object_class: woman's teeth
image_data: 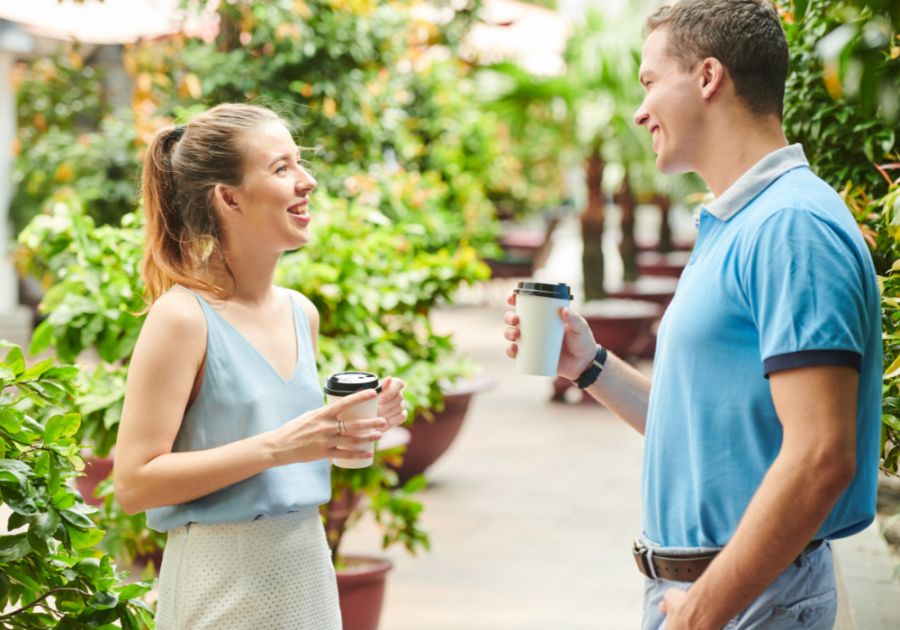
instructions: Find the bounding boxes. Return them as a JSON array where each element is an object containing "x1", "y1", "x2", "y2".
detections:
[{"x1": 652, "y1": 128, "x2": 660, "y2": 140}]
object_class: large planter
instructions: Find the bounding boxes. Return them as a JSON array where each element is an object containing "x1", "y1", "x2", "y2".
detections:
[
  {"x1": 391, "y1": 375, "x2": 494, "y2": 485},
  {"x1": 336, "y1": 556, "x2": 393, "y2": 630},
  {"x1": 636, "y1": 237, "x2": 695, "y2": 252},
  {"x1": 605, "y1": 277, "x2": 679, "y2": 308},
  {"x1": 637, "y1": 251, "x2": 692, "y2": 279},
  {"x1": 75, "y1": 454, "x2": 114, "y2": 507},
  {"x1": 554, "y1": 299, "x2": 661, "y2": 404}
]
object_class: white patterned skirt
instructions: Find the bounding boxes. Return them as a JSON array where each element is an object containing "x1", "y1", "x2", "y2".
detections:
[{"x1": 155, "y1": 507, "x2": 341, "y2": 630}]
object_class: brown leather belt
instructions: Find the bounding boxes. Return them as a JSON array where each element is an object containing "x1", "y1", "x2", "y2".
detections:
[{"x1": 633, "y1": 539, "x2": 824, "y2": 583}]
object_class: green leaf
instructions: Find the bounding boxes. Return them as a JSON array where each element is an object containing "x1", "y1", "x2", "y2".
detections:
[
  {"x1": 87, "y1": 590, "x2": 118, "y2": 609},
  {"x1": 7, "y1": 511, "x2": 28, "y2": 532},
  {"x1": 21, "y1": 358, "x2": 55, "y2": 381},
  {"x1": 69, "y1": 527, "x2": 104, "y2": 549},
  {"x1": 48, "y1": 462, "x2": 61, "y2": 495},
  {"x1": 0, "y1": 366, "x2": 15, "y2": 382},
  {"x1": 59, "y1": 508, "x2": 96, "y2": 530},
  {"x1": 44, "y1": 415, "x2": 66, "y2": 444},
  {"x1": 5, "y1": 346, "x2": 24, "y2": 366},
  {"x1": 31, "y1": 508, "x2": 61, "y2": 539},
  {"x1": 51, "y1": 487, "x2": 77, "y2": 510},
  {"x1": 883, "y1": 414, "x2": 900, "y2": 432},
  {"x1": 0, "y1": 570, "x2": 9, "y2": 601},
  {"x1": 20, "y1": 415, "x2": 44, "y2": 437},
  {"x1": 42, "y1": 366, "x2": 80, "y2": 380},
  {"x1": 0, "y1": 534, "x2": 31, "y2": 562},
  {"x1": 74, "y1": 557, "x2": 105, "y2": 579},
  {"x1": 28, "y1": 320, "x2": 54, "y2": 357},
  {"x1": 115, "y1": 583, "x2": 151, "y2": 601},
  {"x1": 61, "y1": 413, "x2": 81, "y2": 438},
  {"x1": 4, "y1": 492, "x2": 38, "y2": 516},
  {"x1": 34, "y1": 451, "x2": 50, "y2": 476}
]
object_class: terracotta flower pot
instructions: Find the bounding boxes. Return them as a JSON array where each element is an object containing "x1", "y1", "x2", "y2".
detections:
[
  {"x1": 636, "y1": 237, "x2": 695, "y2": 252},
  {"x1": 75, "y1": 454, "x2": 114, "y2": 507},
  {"x1": 605, "y1": 277, "x2": 679, "y2": 308},
  {"x1": 554, "y1": 300, "x2": 661, "y2": 404},
  {"x1": 336, "y1": 556, "x2": 393, "y2": 630},
  {"x1": 391, "y1": 375, "x2": 494, "y2": 485},
  {"x1": 637, "y1": 251, "x2": 692, "y2": 278}
]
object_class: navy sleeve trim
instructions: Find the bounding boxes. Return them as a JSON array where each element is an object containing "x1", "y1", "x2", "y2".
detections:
[{"x1": 763, "y1": 350, "x2": 862, "y2": 378}]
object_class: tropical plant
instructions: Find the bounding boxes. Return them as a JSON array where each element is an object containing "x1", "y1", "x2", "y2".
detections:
[
  {"x1": 788, "y1": 0, "x2": 899, "y2": 124},
  {"x1": 782, "y1": 0, "x2": 899, "y2": 205},
  {"x1": 479, "y1": 9, "x2": 700, "y2": 297},
  {"x1": 0, "y1": 341, "x2": 154, "y2": 629},
  {"x1": 780, "y1": 0, "x2": 900, "y2": 480}
]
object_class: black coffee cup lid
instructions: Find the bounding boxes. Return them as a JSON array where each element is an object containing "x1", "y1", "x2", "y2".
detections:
[
  {"x1": 513, "y1": 282, "x2": 574, "y2": 300},
  {"x1": 324, "y1": 372, "x2": 382, "y2": 396}
]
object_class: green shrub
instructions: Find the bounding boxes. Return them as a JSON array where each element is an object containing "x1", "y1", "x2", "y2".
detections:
[{"x1": 0, "y1": 342, "x2": 154, "y2": 629}]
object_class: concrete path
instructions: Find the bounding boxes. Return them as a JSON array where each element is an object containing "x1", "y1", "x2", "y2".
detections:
[{"x1": 342, "y1": 305, "x2": 648, "y2": 629}]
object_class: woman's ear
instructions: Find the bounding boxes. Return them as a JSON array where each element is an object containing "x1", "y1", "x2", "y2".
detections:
[{"x1": 213, "y1": 183, "x2": 242, "y2": 219}]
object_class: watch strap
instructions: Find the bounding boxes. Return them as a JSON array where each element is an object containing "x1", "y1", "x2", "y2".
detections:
[{"x1": 572, "y1": 345, "x2": 608, "y2": 390}]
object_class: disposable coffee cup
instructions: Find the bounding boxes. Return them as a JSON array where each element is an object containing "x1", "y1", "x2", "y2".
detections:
[
  {"x1": 513, "y1": 282, "x2": 574, "y2": 377},
  {"x1": 325, "y1": 372, "x2": 382, "y2": 469}
]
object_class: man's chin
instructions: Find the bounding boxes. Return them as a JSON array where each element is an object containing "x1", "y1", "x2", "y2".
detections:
[{"x1": 655, "y1": 154, "x2": 692, "y2": 176}]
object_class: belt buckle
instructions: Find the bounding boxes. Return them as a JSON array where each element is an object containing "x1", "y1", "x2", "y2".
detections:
[{"x1": 633, "y1": 541, "x2": 654, "y2": 578}]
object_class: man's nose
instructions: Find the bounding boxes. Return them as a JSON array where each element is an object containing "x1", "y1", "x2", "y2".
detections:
[{"x1": 634, "y1": 105, "x2": 649, "y2": 127}]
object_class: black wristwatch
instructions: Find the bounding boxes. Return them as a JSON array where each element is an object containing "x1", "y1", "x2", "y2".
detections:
[{"x1": 571, "y1": 345, "x2": 608, "y2": 389}]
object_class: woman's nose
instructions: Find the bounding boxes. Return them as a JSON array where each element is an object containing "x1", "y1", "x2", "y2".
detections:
[{"x1": 298, "y1": 168, "x2": 317, "y2": 192}]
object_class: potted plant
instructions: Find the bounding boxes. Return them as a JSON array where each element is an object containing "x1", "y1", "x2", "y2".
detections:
[
  {"x1": 323, "y1": 452, "x2": 429, "y2": 630},
  {"x1": 0, "y1": 341, "x2": 155, "y2": 628}
]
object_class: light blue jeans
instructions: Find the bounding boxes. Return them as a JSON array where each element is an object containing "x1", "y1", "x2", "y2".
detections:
[{"x1": 639, "y1": 534, "x2": 837, "y2": 630}]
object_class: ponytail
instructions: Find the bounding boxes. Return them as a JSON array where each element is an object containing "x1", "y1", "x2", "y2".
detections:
[{"x1": 139, "y1": 103, "x2": 287, "y2": 309}]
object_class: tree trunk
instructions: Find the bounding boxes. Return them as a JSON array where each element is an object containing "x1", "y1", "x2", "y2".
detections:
[
  {"x1": 655, "y1": 194, "x2": 673, "y2": 254},
  {"x1": 581, "y1": 149, "x2": 606, "y2": 301},
  {"x1": 615, "y1": 174, "x2": 639, "y2": 283}
]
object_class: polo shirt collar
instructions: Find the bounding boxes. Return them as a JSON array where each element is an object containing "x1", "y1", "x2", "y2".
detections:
[{"x1": 703, "y1": 144, "x2": 809, "y2": 222}]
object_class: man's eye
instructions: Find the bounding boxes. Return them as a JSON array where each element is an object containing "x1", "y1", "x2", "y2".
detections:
[{"x1": 276, "y1": 165, "x2": 287, "y2": 174}]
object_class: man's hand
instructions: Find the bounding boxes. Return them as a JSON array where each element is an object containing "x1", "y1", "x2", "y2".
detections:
[
  {"x1": 659, "y1": 365, "x2": 858, "y2": 628},
  {"x1": 503, "y1": 293, "x2": 597, "y2": 379},
  {"x1": 658, "y1": 589, "x2": 691, "y2": 629}
]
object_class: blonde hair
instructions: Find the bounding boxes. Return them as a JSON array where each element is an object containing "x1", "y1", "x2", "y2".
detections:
[{"x1": 140, "y1": 103, "x2": 288, "y2": 306}]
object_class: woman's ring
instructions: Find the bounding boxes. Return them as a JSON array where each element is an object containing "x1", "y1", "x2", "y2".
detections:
[{"x1": 337, "y1": 420, "x2": 345, "y2": 434}]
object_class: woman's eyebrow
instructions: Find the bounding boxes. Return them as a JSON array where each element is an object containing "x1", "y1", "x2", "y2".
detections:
[{"x1": 268, "y1": 153, "x2": 291, "y2": 168}]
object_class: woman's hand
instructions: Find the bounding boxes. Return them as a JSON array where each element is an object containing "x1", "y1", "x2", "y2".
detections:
[
  {"x1": 268, "y1": 389, "x2": 386, "y2": 465},
  {"x1": 378, "y1": 376, "x2": 408, "y2": 429}
]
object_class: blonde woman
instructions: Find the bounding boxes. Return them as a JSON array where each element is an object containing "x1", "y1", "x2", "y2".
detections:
[{"x1": 114, "y1": 103, "x2": 408, "y2": 629}]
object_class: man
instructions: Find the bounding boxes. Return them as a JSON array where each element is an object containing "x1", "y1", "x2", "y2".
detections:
[{"x1": 503, "y1": 1, "x2": 881, "y2": 628}]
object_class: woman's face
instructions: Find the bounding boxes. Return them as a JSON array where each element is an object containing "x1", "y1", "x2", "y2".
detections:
[{"x1": 223, "y1": 120, "x2": 317, "y2": 253}]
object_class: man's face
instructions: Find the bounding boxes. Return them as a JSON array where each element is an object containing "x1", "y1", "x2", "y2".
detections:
[{"x1": 633, "y1": 29, "x2": 704, "y2": 175}]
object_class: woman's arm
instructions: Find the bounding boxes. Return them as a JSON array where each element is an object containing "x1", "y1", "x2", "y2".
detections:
[{"x1": 113, "y1": 291, "x2": 384, "y2": 515}]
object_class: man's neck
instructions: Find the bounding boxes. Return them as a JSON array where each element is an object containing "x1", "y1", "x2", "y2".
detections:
[{"x1": 693, "y1": 115, "x2": 789, "y2": 199}]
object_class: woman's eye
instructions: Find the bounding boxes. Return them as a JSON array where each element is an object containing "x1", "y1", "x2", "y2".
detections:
[{"x1": 276, "y1": 165, "x2": 287, "y2": 174}]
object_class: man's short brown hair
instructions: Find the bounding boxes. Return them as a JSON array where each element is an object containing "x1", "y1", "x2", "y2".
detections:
[{"x1": 645, "y1": 0, "x2": 789, "y2": 120}]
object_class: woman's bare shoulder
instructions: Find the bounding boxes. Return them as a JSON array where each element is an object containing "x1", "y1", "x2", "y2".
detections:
[
  {"x1": 282, "y1": 287, "x2": 319, "y2": 322},
  {"x1": 142, "y1": 288, "x2": 207, "y2": 342}
]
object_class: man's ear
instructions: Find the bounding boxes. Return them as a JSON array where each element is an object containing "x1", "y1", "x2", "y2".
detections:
[
  {"x1": 699, "y1": 57, "x2": 726, "y2": 101},
  {"x1": 213, "y1": 184, "x2": 242, "y2": 219}
]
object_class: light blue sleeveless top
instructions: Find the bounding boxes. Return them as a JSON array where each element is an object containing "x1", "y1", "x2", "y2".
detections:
[{"x1": 145, "y1": 287, "x2": 331, "y2": 533}]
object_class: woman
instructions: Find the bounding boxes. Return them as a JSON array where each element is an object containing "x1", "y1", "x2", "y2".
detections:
[{"x1": 114, "y1": 103, "x2": 408, "y2": 629}]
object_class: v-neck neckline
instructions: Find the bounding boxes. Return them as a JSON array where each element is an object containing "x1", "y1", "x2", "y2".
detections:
[{"x1": 194, "y1": 287, "x2": 301, "y2": 384}]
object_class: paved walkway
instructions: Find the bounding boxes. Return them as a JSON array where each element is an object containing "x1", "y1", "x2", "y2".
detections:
[{"x1": 342, "y1": 304, "x2": 648, "y2": 629}]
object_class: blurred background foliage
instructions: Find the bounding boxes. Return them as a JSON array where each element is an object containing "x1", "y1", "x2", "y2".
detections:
[{"x1": 779, "y1": 0, "x2": 900, "y2": 474}]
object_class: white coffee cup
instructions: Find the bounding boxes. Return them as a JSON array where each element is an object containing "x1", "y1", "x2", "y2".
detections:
[
  {"x1": 514, "y1": 282, "x2": 574, "y2": 377},
  {"x1": 324, "y1": 372, "x2": 381, "y2": 469}
]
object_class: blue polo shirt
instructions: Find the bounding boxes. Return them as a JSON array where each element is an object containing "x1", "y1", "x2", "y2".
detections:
[{"x1": 642, "y1": 144, "x2": 882, "y2": 548}]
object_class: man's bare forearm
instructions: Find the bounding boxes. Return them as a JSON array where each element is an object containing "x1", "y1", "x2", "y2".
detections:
[
  {"x1": 671, "y1": 451, "x2": 852, "y2": 629},
  {"x1": 583, "y1": 352, "x2": 652, "y2": 435}
]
